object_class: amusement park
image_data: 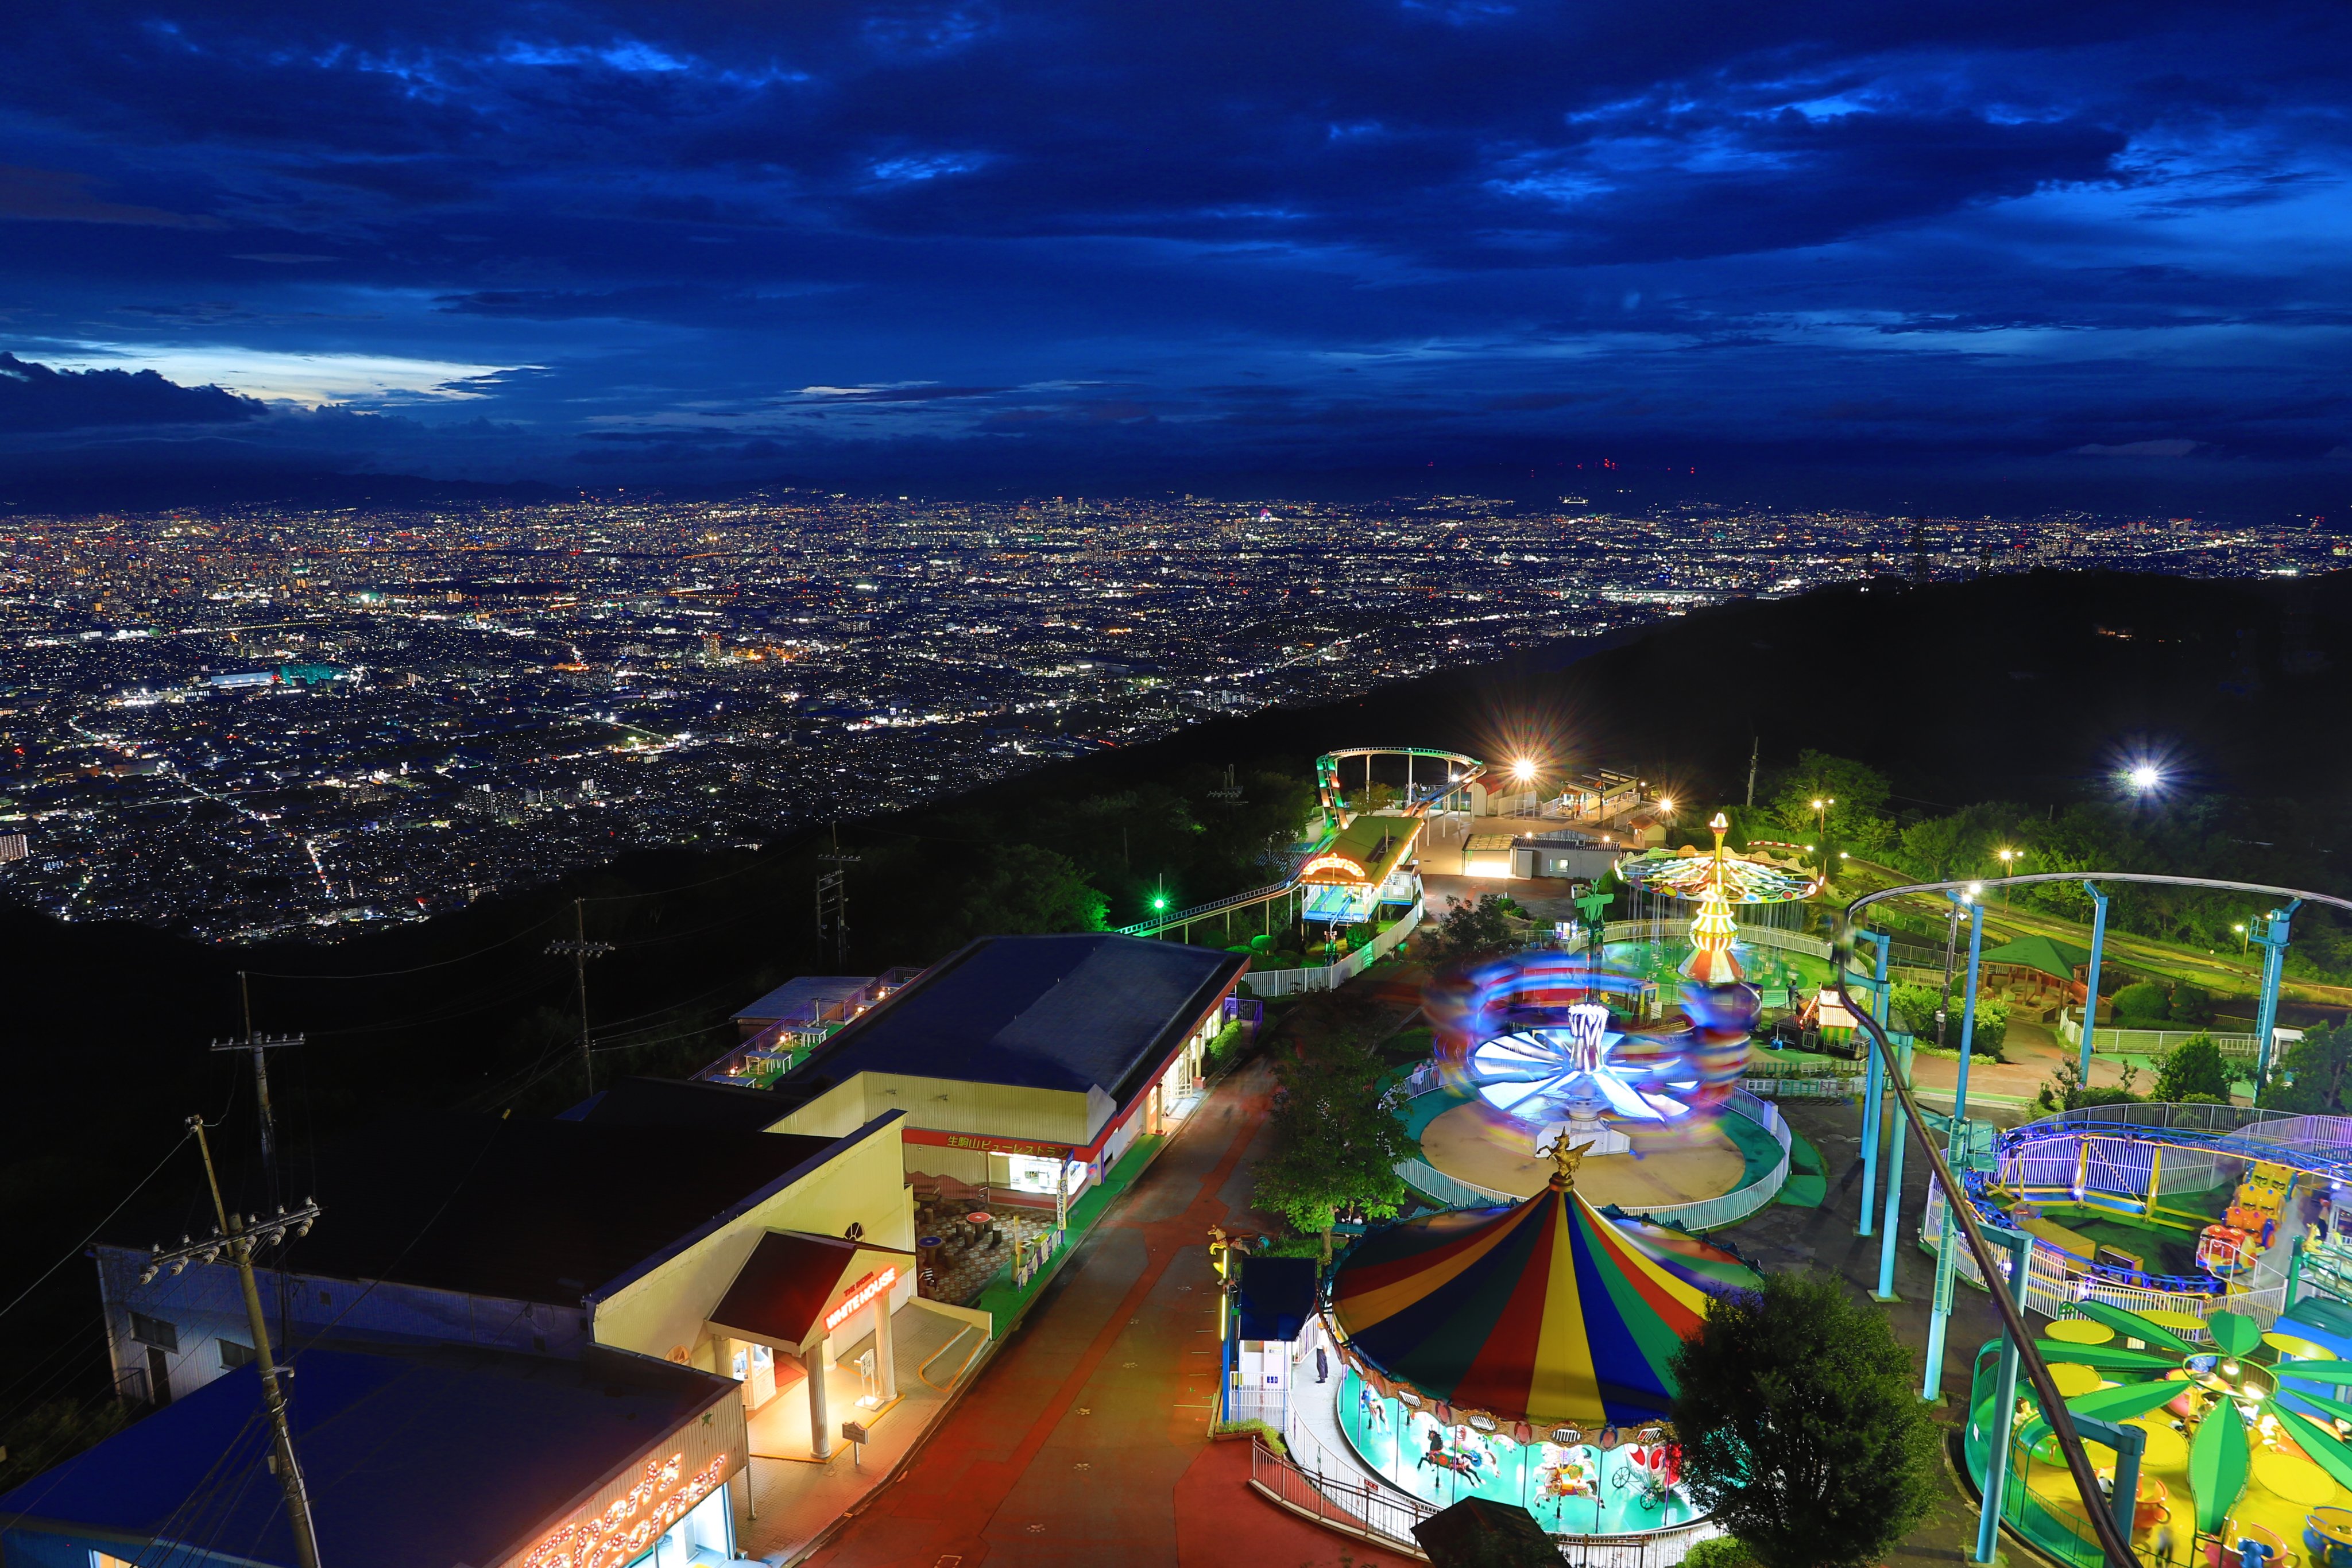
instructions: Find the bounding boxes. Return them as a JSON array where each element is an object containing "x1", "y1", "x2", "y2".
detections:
[{"x1": 1192, "y1": 742, "x2": 2352, "y2": 1568}]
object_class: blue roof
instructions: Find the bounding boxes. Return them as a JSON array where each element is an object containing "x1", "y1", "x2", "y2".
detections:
[
  {"x1": 0, "y1": 1345, "x2": 733, "y2": 1568},
  {"x1": 1237, "y1": 1255, "x2": 1320, "y2": 1342},
  {"x1": 777, "y1": 934, "x2": 1244, "y2": 1103}
]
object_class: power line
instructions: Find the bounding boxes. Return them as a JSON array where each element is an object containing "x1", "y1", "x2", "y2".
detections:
[
  {"x1": 0, "y1": 1129, "x2": 191, "y2": 1329},
  {"x1": 546, "y1": 897, "x2": 614, "y2": 1096}
]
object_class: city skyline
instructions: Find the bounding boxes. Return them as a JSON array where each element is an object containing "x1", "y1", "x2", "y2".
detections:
[{"x1": 1, "y1": 490, "x2": 2329, "y2": 939}]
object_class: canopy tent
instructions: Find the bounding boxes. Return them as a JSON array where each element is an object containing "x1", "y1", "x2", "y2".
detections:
[
  {"x1": 1329, "y1": 1155, "x2": 1759, "y2": 1427},
  {"x1": 1976, "y1": 934, "x2": 2092, "y2": 981}
]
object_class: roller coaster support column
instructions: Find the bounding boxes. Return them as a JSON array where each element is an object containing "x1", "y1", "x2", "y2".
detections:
[
  {"x1": 2077, "y1": 883, "x2": 2108, "y2": 1085},
  {"x1": 1855, "y1": 930, "x2": 1891, "y2": 1238},
  {"x1": 1923, "y1": 892, "x2": 1986, "y2": 1403},
  {"x1": 1975, "y1": 1224, "x2": 2036, "y2": 1563},
  {"x1": 1875, "y1": 1027, "x2": 1914, "y2": 1301},
  {"x1": 2253, "y1": 900, "x2": 2304, "y2": 1087}
]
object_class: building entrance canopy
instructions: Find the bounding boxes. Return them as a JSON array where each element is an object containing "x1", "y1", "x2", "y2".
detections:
[{"x1": 706, "y1": 1230, "x2": 914, "y2": 1356}]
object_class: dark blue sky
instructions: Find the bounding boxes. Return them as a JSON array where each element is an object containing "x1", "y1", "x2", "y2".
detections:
[{"x1": 3, "y1": 1, "x2": 2349, "y2": 506}]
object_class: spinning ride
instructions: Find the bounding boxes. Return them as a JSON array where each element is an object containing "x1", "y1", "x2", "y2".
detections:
[
  {"x1": 1614, "y1": 814, "x2": 1819, "y2": 986},
  {"x1": 1967, "y1": 1300, "x2": 2352, "y2": 1568},
  {"x1": 1325, "y1": 1141, "x2": 1760, "y2": 1528}
]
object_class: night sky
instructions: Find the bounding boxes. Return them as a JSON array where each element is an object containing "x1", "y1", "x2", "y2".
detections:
[{"x1": 3, "y1": 2, "x2": 2349, "y2": 506}]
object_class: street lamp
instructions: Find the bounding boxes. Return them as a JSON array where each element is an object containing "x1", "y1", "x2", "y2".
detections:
[
  {"x1": 2126, "y1": 764, "x2": 2163, "y2": 793},
  {"x1": 2235, "y1": 922, "x2": 2249, "y2": 954},
  {"x1": 1811, "y1": 797, "x2": 1835, "y2": 874},
  {"x1": 1996, "y1": 847, "x2": 2018, "y2": 904}
]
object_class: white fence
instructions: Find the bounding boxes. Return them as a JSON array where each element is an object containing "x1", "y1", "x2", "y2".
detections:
[
  {"x1": 1241, "y1": 903, "x2": 1423, "y2": 998},
  {"x1": 1590, "y1": 920, "x2": 1831, "y2": 961},
  {"x1": 2058, "y1": 1014, "x2": 2264, "y2": 1062}
]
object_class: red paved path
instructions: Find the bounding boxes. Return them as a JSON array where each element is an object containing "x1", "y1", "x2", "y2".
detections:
[{"x1": 806, "y1": 1059, "x2": 1401, "y2": 1568}]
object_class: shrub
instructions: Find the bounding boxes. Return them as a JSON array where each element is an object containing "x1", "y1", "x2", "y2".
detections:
[
  {"x1": 2172, "y1": 985, "x2": 2216, "y2": 1027},
  {"x1": 1684, "y1": 1540, "x2": 1757, "y2": 1568},
  {"x1": 1210, "y1": 1418, "x2": 1288, "y2": 1455},
  {"x1": 1965, "y1": 997, "x2": 2008, "y2": 1058},
  {"x1": 2152, "y1": 1033, "x2": 2233, "y2": 1102},
  {"x1": 2113, "y1": 982, "x2": 2171, "y2": 1024}
]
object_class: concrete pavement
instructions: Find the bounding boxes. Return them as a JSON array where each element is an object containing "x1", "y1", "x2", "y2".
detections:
[{"x1": 804, "y1": 1055, "x2": 1379, "y2": 1568}]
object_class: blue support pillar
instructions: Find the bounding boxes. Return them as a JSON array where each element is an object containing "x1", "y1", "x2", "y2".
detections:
[
  {"x1": 1975, "y1": 1225, "x2": 2036, "y2": 1563},
  {"x1": 2071, "y1": 1416, "x2": 2145, "y2": 1548},
  {"x1": 1923, "y1": 895, "x2": 1986, "y2": 1403},
  {"x1": 2076, "y1": 883, "x2": 2107, "y2": 1086},
  {"x1": 1875, "y1": 1027, "x2": 1914, "y2": 1301},
  {"x1": 2253, "y1": 900, "x2": 2303, "y2": 1088},
  {"x1": 1858, "y1": 930, "x2": 1890, "y2": 1238}
]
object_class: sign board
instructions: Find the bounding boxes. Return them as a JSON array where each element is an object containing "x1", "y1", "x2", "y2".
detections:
[
  {"x1": 841, "y1": 1420, "x2": 871, "y2": 1445},
  {"x1": 825, "y1": 1266, "x2": 899, "y2": 1334},
  {"x1": 900, "y1": 1127, "x2": 1073, "y2": 1160},
  {"x1": 1299, "y1": 852, "x2": 1369, "y2": 882}
]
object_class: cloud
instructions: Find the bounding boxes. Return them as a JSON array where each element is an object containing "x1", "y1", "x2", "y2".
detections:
[
  {"x1": 0, "y1": 165, "x2": 220, "y2": 227},
  {"x1": 2067, "y1": 438, "x2": 2211, "y2": 458},
  {"x1": 0, "y1": 352, "x2": 262, "y2": 432}
]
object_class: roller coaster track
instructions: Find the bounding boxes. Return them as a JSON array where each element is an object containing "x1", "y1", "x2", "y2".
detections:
[
  {"x1": 1113, "y1": 747, "x2": 1486, "y2": 939},
  {"x1": 1836, "y1": 871, "x2": 2352, "y2": 1568}
]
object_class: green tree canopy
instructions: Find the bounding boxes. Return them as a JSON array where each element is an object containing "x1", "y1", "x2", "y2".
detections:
[
  {"x1": 1765, "y1": 751, "x2": 1894, "y2": 853},
  {"x1": 1670, "y1": 1272, "x2": 1940, "y2": 1568},
  {"x1": 1426, "y1": 892, "x2": 1526, "y2": 963},
  {"x1": 2260, "y1": 1023, "x2": 2352, "y2": 1114},
  {"x1": 2153, "y1": 1033, "x2": 2233, "y2": 1102},
  {"x1": 1252, "y1": 996, "x2": 1414, "y2": 1260}
]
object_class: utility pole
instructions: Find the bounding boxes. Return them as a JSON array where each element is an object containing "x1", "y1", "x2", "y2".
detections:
[
  {"x1": 213, "y1": 974, "x2": 304, "y2": 1335},
  {"x1": 214, "y1": 975, "x2": 303, "y2": 1215},
  {"x1": 153, "y1": 1118, "x2": 324, "y2": 1568},
  {"x1": 1744, "y1": 737, "x2": 1759, "y2": 808},
  {"x1": 546, "y1": 899, "x2": 613, "y2": 1095},
  {"x1": 817, "y1": 825, "x2": 861, "y2": 967}
]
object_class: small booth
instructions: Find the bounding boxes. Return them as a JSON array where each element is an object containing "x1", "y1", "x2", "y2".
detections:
[
  {"x1": 1227, "y1": 1255, "x2": 1320, "y2": 1427},
  {"x1": 706, "y1": 1230, "x2": 915, "y2": 1460}
]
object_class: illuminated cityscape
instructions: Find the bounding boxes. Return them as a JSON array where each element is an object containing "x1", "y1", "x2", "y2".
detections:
[{"x1": 0, "y1": 493, "x2": 2330, "y2": 939}]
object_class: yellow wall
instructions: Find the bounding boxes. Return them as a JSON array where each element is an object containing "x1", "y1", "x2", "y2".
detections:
[
  {"x1": 590, "y1": 1118, "x2": 913, "y2": 1375},
  {"x1": 764, "y1": 1073, "x2": 1098, "y2": 1145}
]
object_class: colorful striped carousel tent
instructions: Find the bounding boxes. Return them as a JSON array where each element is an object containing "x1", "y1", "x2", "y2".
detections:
[{"x1": 1330, "y1": 1156, "x2": 1760, "y2": 1428}]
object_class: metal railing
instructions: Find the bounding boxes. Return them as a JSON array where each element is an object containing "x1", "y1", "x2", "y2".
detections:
[
  {"x1": 2057, "y1": 1015, "x2": 2263, "y2": 1061},
  {"x1": 1397, "y1": 1155, "x2": 1515, "y2": 1209},
  {"x1": 1242, "y1": 903, "x2": 1423, "y2": 998},
  {"x1": 1247, "y1": 1441, "x2": 1723, "y2": 1567}
]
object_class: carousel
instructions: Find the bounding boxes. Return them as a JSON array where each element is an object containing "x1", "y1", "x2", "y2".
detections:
[{"x1": 1324, "y1": 1139, "x2": 1761, "y2": 1532}]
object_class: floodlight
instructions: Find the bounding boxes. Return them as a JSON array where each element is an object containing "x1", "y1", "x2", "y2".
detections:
[
  {"x1": 1512, "y1": 758, "x2": 1535, "y2": 781},
  {"x1": 2127, "y1": 764, "x2": 2162, "y2": 791}
]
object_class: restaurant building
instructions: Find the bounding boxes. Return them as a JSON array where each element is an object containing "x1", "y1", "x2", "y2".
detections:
[
  {"x1": 760, "y1": 933, "x2": 1247, "y2": 1206},
  {"x1": 90, "y1": 1097, "x2": 937, "y2": 1469}
]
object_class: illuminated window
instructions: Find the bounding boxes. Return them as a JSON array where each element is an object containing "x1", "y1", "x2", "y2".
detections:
[{"x1": 1005, "y1": 1155, "x2": 1081, "y2": 1194}]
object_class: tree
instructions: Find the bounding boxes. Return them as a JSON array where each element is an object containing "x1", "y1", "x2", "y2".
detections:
[
  {"x1": 935, "y1": 843, "x2": 1107, "y2": 948},
  {"x1": 1427, "y1": 893, "x2": 1525, "y2": 963},
  {"x1": 2113, "y1": 982, "x2": 2170, "y2": 1024},
  {"x1": 1253, "y1": 1008, "x2": 1414, "y2": 1261},
  {"x1": 1765, "y1": 751, "x2": 1894, "y2": 855},
  {"x1": 2261, "y1": 1023, "x2": 2352, "y2": 1114},
  {"x1": 1670, "y1": 1273, "x2": 1941, "y2": 1568},
  {"x1": 2152, "y1": 1033, "x2": 2233, "y2": 1102}
]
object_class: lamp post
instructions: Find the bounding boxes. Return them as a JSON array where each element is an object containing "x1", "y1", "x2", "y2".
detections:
[
  {"x1": 1812, "y1": 797, "x2": 1835, "y2": 874},
  {"x1": 1996, "y1": 848, "x2": 2018, "y2": 904},
  {"x1": 2235, "y1": 922, "x2": 2250, "y2": 954}
]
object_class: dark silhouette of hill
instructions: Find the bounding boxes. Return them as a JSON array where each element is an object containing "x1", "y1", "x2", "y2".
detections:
[{"x1": 3, "y1": 566, "x2": 2348, "y2": 1450}]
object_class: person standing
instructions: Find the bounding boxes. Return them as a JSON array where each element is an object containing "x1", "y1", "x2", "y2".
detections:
[{"x1": 1316, "y1": 1346, "x2": 1329, "y2": 1384}]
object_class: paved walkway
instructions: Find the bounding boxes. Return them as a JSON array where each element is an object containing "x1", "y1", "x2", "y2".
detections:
[{"x1": 803, "y1": 1056, "x2": 1382, "y2": 1568}]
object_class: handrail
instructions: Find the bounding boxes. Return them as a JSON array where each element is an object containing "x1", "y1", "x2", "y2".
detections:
[
  {"x1": 918, "y1": 1323, "x2": 985, "y2": 1391},
  {"x1": 1832, "y1": 869, "x2": 2352, "y2": 1568}
]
